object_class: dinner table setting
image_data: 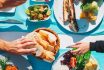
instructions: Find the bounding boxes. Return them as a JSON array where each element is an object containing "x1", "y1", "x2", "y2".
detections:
[{"x1": 0, "y1": 0, "x2": 104, "y2": 70}]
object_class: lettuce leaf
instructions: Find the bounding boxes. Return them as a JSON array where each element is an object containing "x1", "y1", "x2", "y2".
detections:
[{"x1": 75, "y1": 51, "x2": 91, "y2": 70}]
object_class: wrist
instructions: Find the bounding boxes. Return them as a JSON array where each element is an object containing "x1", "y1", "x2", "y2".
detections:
[
  {"x1": 90, "y1": 42, "x2": 96, "y2": 51},
  {"x1": 0, "y1": 39, "x2": 10, "y2": 51}
]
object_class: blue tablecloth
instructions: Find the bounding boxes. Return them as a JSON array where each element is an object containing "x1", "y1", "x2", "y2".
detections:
[{"x1": 0, "y1": 0, "x2": 104, "y2": 70}]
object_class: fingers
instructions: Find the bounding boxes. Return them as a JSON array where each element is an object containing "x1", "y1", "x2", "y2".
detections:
[
  {"x1": 21, "y1": 41, "x2": 36, "y2": 48},
  {"x1": 71, "y1": 48, "x2": 80, "y2": 55},
  {"x1": 17, "y1": 48, "x2": 37, "y2": 54}
]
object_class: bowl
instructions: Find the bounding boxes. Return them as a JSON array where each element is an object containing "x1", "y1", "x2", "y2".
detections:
[
  {"x1": 25, "y1": 4, "x2": 51, "y2": 22},
  {"x1": 25, "y1": 28, "x2": 60, "y2": 62}
]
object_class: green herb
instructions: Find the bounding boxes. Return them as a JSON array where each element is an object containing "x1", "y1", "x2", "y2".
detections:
[
  {"x1": 0, "y1": 58, "x2": 8, "y2": 70},
  {"x1": 76, "y1": 51, "x2": 91, "y2": 70}
]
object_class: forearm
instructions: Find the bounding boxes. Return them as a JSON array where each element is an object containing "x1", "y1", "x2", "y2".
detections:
[{"x1": 90, "y1": 41, "x2": 104, "y2": 52}]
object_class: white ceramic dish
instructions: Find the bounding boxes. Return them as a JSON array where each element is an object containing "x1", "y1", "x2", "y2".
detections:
[
  {"x1": 27, "y1": 4, "x2": 51, "y2": 22},
  {"x1": 0, "y1": 8, "x2": 16, "y2": 13},
  {"x1": 0, "y1": 53, "x2": 32, "y2": 70},
  {"x1": 52, "y1": 51, "x2": 99, "y2": 70},
  {"x1": 53, "y1": 0, "x2": 104, "y2": 33}
]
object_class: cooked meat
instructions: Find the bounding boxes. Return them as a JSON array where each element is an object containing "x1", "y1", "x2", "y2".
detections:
[{"x1": 0, "y1": 0, "x2": 26, "y2": 9}]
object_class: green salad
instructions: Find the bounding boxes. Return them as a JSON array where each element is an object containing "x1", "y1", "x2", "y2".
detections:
[
  {"x1": 25, "y1": 5, "x2": 51, "y2": 21},
  {"x1": 76, "y1": 51, "x2": 91, "y2": 70}
]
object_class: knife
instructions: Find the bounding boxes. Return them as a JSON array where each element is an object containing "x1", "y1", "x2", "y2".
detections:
[{"x1": 0, "y1": 19, "x2": 23, "y2": 24}]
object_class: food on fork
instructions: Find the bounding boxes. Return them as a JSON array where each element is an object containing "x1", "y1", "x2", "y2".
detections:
[
  {"x1": 25, "y1": 28, "x2": 60, "y2": 62},
  {"x1": 0, "y1": 0, "x2": 27, "y2": 9}
]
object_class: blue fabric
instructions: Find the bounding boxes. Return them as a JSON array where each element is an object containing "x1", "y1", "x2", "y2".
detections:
[{"x1": 0, "y1": 0, "x2": 104, "y2": 70}]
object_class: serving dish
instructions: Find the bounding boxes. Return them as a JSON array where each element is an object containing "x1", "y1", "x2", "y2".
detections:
[
  {"x1": 25, "y1": 28, "x2": 60, "y2": 62},
  {"x1": 53, "y1": 0, "x2": 104, "y2": 33},
  {"x1": 52, "y1": 50, "x2": 99, "y2": 70},
  {"x1": 25, "y1": 4, "x2": 51, "y2": 22}
]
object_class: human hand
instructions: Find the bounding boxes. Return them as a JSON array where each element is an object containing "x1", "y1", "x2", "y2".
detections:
[
  {"x1": 71, "y1": 42, "x2": 90, "y2": 55},
  {"x1": 5, "y1": 37, "x2": 36, "y2": 55}
]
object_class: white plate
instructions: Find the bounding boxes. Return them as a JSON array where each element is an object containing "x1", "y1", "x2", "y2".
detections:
[
  {"x1": 52, "y1": 51, "x2": 99, "y2": 70},
  {"x1": 0, "y1": 53, "x2": 32, "y2": 70},
  {"x1": 0, "y1": 8, "x2": 16, "y2": 13},
  {"x1": 53, "y1": 0, "x2": 104, "y2": 33}
]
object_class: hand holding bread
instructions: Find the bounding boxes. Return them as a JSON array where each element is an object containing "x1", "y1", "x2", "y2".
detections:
[{"x1": 25, "y1": 28, "x2": 60, "y2": 62}]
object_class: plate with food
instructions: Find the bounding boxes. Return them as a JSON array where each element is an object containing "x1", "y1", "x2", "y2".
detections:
[
  {"x1": 54, "y1": 0, "x2": 104, "y2": 33},
  {"x1": 25, "y1": 28, "x2": 60, "y2": 62},
  {"x1": 25, "y1": 4, "x2": 51, "y2": 22},
  {"x1": 52, "y1": 50, "x2": 99, "y2": 70},
  {"x1": 0, "y1": 53, "x2": 33, "y2": 70}
]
